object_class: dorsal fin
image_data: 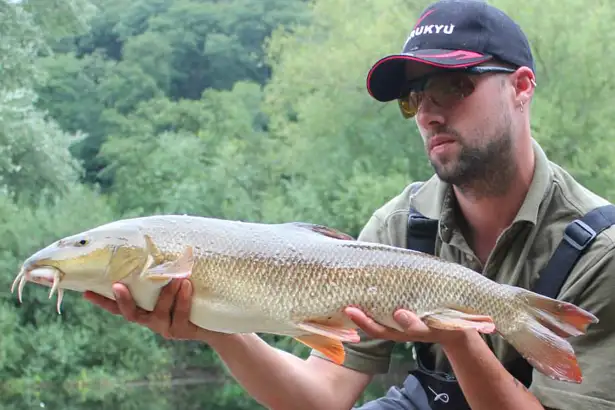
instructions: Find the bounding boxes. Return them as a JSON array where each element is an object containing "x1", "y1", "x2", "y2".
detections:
[{"x1": 287, "y1": 222, "x2": 355, "y2": 241}]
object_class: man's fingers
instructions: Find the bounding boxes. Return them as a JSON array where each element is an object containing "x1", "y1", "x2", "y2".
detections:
[
  {"x1": 344, "y1": 307, "x2": 431, "y2": 342},
  {"x1": 167, "y1": 280, "x2": 217, "y2": 341},
  {"x1": 170, "y1": 280, "x2": 193, "y2": 326},
  {"x1": 84, "y1": 281, "x2": 201, "y2": 341},
  {"x1": 83, "y1": 291, "x2": 121, "y2": 315},
  {"x1": 344, "y1": 307, "x2": 397, "y2": 339},
  {"x1": 84, "y1": 286, "x2": 150, "y2": 323},
  {"x1": 152, "y1": 279, "x2": 182, "y2": 321},
  {"x1": 344, "y1": 307, "x2": 382, "y2": 330},
  {"x1": 393, "y1": 309, "x2": 428, "y2": 331},
  {"x1": 113, "y1": 283, "x2": 144, "y2": 322}
]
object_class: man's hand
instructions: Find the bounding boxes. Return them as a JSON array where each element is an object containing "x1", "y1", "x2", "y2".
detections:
[
  {"x1": 346, "y1": 307, "x2": 548, "y2": 410},
  {"x1": 84, "y1": 279, "x2": 216, "y2": 342},
  {"x1": 343, "y1": 307, "x2": 468, "y2": 346}
]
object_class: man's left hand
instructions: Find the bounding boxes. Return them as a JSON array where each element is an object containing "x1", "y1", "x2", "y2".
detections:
[{"x1": 343, "y1": 307, "x2": 468, "y2": 346}]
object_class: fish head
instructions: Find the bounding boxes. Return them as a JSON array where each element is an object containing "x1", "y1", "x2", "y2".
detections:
[{"x1": 12, "y1": 224, "x2": 152, "y2": 312}]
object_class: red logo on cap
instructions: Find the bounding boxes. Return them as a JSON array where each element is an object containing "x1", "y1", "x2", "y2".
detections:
[
  {"x1": 413, "y1": 9, "x2": 435, "y2": 29},
  {"x1": 424, "y1": 50, "x2": 485, "y2": 60}
]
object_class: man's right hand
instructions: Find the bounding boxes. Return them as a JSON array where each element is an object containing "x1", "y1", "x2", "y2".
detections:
[
  {"x1": 83, "y1": 279, "x2": 217, "y2": 342},
  {"x1": 84, "y1": 278, "x2": 373, "y2": 410}
]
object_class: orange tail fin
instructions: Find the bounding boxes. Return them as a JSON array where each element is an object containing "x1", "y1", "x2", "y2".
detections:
[{"x1": 502, "y1": 285, "x2": 599, "y2": 384}]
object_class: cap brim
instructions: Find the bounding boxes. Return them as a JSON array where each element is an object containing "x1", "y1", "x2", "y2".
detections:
[{"x1": 366, "y1": 49, "x2": 492, "y2": 102}]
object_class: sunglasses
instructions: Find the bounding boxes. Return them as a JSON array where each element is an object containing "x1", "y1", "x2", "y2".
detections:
[{"x1": 397, "y1": 66, "x2": 519, "y2": 119}]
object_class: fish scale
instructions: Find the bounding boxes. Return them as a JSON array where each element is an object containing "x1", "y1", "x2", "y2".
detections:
[{"x1": 10, "y1": 214, "x2": 599, "y2": 384}]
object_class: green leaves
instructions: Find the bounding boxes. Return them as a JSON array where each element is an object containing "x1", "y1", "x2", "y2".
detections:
[
  {"x1": 0, "y1": 88, "x2": 83, "y2": 201},
  {"x1": 495, "y1": 0, "x2": 615, "y2": 201},
  {"x1": 5, "y1": 0, "x2": 615, "y2": 407},
  {"x1": 99, "y1": 81, "x2": 271, "y2": 220},
  {"x1": 32, "y1": 0, "x2": 312, "y2": 187}
]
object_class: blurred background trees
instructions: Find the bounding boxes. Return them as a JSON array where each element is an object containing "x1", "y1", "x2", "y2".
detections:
[{"x1": 2, "y1": 0, "x2": 614, "y2": 408}]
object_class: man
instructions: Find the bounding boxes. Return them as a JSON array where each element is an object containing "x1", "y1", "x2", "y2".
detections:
[{"x1": 85, "y1": 1, "x2": 615, "y2": 409}]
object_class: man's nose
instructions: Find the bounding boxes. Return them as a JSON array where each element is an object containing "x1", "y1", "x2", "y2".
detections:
[{"x1": 415, "y1": 96, "x2": 446, "y2": 128}]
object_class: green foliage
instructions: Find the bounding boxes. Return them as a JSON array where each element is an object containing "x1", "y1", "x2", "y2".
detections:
[
  {"x1": 4, "y1": 0, "x2": 615, "y2": 408},
  {"x1": 0, "y1": 2, "x2": 85, "y2": 202},
  {"x1": 261, "y1": 0, "x2": 432, "y2": 235},
  {"x1": 498, "y1": 0, "x2": 615, "y2": 201},
  {"x1": 0, "y1": 186, "x2": 170, "y2": 404},
  {"x1": 0, "y1": 88, "x2": 83, "y2": 201},
  {"x1": 0, "y1": 1, "x2": 46, "y2": 89},
  {"x1": 34, "y1": 0, "x2": 312, "y2": 185},
  {"x1": 98, "y1": 80, "x2": 270, "y2": 220}
]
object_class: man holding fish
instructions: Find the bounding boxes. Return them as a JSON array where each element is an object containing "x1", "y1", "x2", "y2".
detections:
[{"x1": 78, "y1": 0, "x2": 615, "y2": 409}]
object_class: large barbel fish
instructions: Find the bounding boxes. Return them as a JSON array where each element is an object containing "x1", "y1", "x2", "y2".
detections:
[{"x1": 11, "y1": 215, "x2": 597, "y2": 383}]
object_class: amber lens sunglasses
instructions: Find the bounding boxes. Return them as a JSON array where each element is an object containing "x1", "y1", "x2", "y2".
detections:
[{"x1": 397, "y1": 66, "x2": 518, "y2": 119}]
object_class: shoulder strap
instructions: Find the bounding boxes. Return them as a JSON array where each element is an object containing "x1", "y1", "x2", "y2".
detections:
[
  {"x1": 532, "y1": 204, "x2": 615, "y2": 298},
  {"x1": 406, "y1": 182, "x2": 439, "y2": 254},
  {"x1": 406, "y1": 196, "x2": 615, "y2": 297},
  {"x1": 406, "y1": 192, "x2": 615, "y2": 389},
  {"x1": 511, "y1": 203, "x2": 615, "y2": 387}
]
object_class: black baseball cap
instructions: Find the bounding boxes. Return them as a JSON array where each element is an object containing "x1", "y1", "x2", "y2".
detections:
[{"x1": 366, "y1": 0, "x2": 535, "y2": 102}]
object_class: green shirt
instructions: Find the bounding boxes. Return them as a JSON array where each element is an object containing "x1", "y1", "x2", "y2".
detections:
[{"x1": 311, "y1": 140, "x2": 615, "y2": 410}]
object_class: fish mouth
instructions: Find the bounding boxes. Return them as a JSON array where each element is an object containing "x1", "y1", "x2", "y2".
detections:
[{"x1": 11, "y1": 265, "x2": 66, "y2": 314}]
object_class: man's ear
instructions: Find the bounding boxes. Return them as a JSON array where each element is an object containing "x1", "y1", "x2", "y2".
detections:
[{"x1": 512, "y1": 66, "x2": 536, "y2": 106}]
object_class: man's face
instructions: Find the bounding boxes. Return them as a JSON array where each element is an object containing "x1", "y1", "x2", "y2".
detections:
[{"x1": 405, "y1": 63, "x2": 517, "y2": 192}]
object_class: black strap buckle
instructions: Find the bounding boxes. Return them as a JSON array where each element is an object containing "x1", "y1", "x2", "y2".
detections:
[{"x1": 563, "y1": 219, "x2": 597, "y2": 251}]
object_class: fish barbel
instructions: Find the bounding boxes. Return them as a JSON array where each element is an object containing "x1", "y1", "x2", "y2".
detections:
[{"x1": 11, "y1": 215, "x2": 598, "y2": 383}]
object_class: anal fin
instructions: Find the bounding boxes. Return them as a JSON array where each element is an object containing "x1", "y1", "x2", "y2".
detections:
[
  {"x1": 421, "y1": 308, "x2": 496, "y2": 334},
  {"x1": 294, "y1": 334, "x2": 346, "y2": 365},
  {"x1": 296, "y1": 320, "x2": 360, "y2": 343},
  {"x1": 292, "y1": 317, "x2": 361, "y2": 365}
]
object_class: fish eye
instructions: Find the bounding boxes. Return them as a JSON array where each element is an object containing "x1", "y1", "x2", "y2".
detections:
[{"x1": 75, "y1": 238, "x2": 89, "y2": 247}]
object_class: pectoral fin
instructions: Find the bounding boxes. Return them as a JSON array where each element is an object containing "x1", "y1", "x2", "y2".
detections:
[
  {"x1": 107, "y1": 248, "x2": 150, "y2": 283},
  {"x1": 141, "y1": 245, "x2": 195, "y2": 282},
  {"x1": 421, "y1": 308, "x2": 496, "y2": 334}
]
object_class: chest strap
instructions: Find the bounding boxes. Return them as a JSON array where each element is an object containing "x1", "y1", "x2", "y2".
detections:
[
  {"x1": 532, "y1": 204, "x2": 615, "y2": 297},
  {"x1": 405, "y1": 181, "x2": 615, "y2": 408}
]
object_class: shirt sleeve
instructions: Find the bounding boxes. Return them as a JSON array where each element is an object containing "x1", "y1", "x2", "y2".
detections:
[
  {"x1": 530, "y1": 242, "x2": 615, "y2": 410},
  {"x1": 309, "y1": 213, "x2": 397, "y2": 374}
]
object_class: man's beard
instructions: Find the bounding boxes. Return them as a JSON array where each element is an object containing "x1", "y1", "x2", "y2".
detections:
[{"x1": 428, "y1": 124, "x2": 516, "y2": 199}]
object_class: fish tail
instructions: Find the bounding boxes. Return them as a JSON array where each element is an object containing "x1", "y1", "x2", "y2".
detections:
[{"x1": 501, "y1": 285, "x2": 598, "y2": 384}]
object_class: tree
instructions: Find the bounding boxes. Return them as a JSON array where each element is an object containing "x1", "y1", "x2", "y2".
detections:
[{"x1": 34, "y1": 0, "x2": 311, "y2": 186}]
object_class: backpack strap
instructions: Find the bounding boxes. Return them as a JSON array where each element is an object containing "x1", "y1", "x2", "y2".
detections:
[
  {"x1": 406, "y1": 182, "x2": 439, "y2": 255},
  {"x1": 510, "y1": 203, "x2": 615, "y2": 387},
  {"x1": 532, "y1": 204, "x2": 615, "y2": 298},
  {"x1": 405, "y1": 184, "x2": 615, "y2": 407}
]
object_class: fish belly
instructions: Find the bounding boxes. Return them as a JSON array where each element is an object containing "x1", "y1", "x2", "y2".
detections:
[{"x1": 189, "y1": 293, "x2": 302, "y2": 336}]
